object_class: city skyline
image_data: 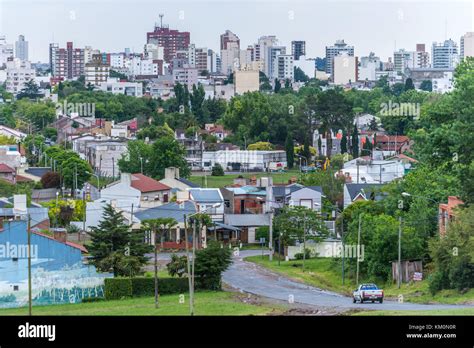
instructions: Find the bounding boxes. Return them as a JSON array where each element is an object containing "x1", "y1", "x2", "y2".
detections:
[{"x1": 1, "y1": 0, "x2": 473, "y2": 63}]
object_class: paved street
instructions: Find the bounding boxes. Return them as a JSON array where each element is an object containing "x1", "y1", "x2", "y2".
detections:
[{"x1": 222, "y1": 250, "x2": 474, "y2": 312}]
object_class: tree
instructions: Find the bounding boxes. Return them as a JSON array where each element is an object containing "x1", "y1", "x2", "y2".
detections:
[
  {"x1": 274, "y1": 206, "x2": 329, "y2": 252},
  {"x1": 351, "y1": 124, "x2": 359, "y2": 158},
  {"x1": 88, "y1": 204, "x2": 152, "y2": 276},
  {"x1": 17, "y1": 79, "x2": 42, "y2": 99},
  {"x1": 294, "y1": 67, "x2": 309, "y2": 82},
  {"x1": 340, "y1": 131, "x2": 347, "y2": 154},
  {"x1": 420, "y1": 80, "x2": 433, "y2": 92},
  {"x1": 141, "y1": 218, "x2": 178, "y2": 308},
  {"x1": 194, "y1": 241, "x2": 232, "y2": 290},
  {"x1": 149, "y1": 137, "x2": 190, "y2": 179},
  {"x1": 211, "y1": 164, "x2": 224, "y2": 176},
  {"x1": 404, "y1": 77, "x2": 415, "y2": 91},
  {"x1": 300, "y1": 169, "x2": 345, "y2": 205},
  {"x1": 118, "y1": 140, "x2": 152, "y2": 175},
  {"x1": 285, "y1": 133, "x2": 295, "y2": 169},
  {"x1": 40, "y1": 171, "x2": 60, "y2": 188},
  {"x1": 247, "y1": 141, "x2": 273, "y2": 150},
  {"x1": 274, "y1": 79, "x2": 281, "y2": 93},
  {"x1": 61, "y1": 156, "x2": 92, "y2": 192}
]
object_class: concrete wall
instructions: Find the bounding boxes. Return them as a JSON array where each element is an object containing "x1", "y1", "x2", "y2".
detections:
[{"x1": 286, "y1": 240, "x2": 342, "y2": 259}]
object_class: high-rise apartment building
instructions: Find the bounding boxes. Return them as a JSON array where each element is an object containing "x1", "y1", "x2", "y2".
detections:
[
  {"x1": 291, "y1": 41, "x2": 306, "y2": 61},
  {"x1": 393, "y1": 49, "x2": 415, "y2": 73},
  {"x1": 432, "y1": 39, "x2": 459, "y2": 69},
  {"x1": 0, "y1": 36, "x2": 14, "y2": 68},
  {"x1": 50, "y1": 42, "x2": 85, "y2": 79},
  {"x1": 146, "y1": 20, "x2": 190, "y2": 63},
  {"x1": 325, "y1": 40, "x2": 354, "y2": 77},
  {"x1": 221, "y1": 30, "x2": 240, "y2": 50},
  {"x1": 273, "y1": 54, "x2": 294, "y2": 81},
  {"x1": 415, "y1": 44, "x2": 430, "y2": 68},
  {"x1": 15, "y1": 35, "x2": 28, "y2": 61},
  {"x1": 266, "y1": 46, "x2": 286, "y2": 79},
  {"x1": 6, "y1": 58, "x2": 35, "y2": 94},
  {"x1": 85, "y1": 54, "x2": 110, "y2": 86},
  {"x1": 460, "y1": 32, "x2": 474, "y2": 60}
]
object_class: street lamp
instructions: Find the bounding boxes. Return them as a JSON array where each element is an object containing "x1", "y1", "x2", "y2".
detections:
[
  {"x1": 86, "y1": 172, "x2": 100, "y2": 193},
  {"x1": 186, "y1": 202, "x2": 221, "y2": 316}
]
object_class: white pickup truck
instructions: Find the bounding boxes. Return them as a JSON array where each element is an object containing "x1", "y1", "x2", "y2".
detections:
[{"x1": 353, "y1": 284, "x2": 384, "y2": 304}]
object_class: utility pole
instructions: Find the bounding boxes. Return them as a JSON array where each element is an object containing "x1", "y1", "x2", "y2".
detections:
[
  {"x1": 356, "y1": 214, "x2": 361, "y2": 286},
  {"x1": 302, "y1": 214, "x2": 306, "y2": 272},
  {"x1": 27, "y1": 215, "x2": 32, "y2": 316},
  {"x1": 184, "y1": 214, "x2": 192, "y2": 315},
  {"x1": 269, "y1": 208, "x2": 274, "y2": 261},
  {"x1": 398, "y1": 216, "x2": 402, "y2": 289},
  {"x1": 190, "y1": 219, "x2": 196, "y2": 316},
  {"x1": 341, "y1": 213, "x2": 345, "y2": 285},
  {"x1": 112, "y1": 157, "x2": 115, "y2": 179},
  {"x1": 154, "y1": 224, "x2": 159, "y2": 308}
]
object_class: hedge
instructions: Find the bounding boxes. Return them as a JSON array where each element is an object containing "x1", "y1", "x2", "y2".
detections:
[{"x1": 105, "y1": 277, "x2": 189, "y2": 300}]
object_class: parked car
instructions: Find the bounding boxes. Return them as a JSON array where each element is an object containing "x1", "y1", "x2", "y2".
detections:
[{"x1": 353, "y1": 283, "x2": 384, "y2": 303}]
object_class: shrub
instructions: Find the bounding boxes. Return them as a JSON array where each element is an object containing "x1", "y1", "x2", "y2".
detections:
[
  {"x1": 194, "y1": 241, "x2": 232, "y2": 290},
  {"x1": 81, "y1": 297, "x2": 106, "y2": 303},
  {"x1": 167, "y1": 254, "x2": 188, "y2": 278},
  {"x1": 255, "y1": 226, "x2": 269, "y2": 241},
  {"x1": 40, "y1": 171, "x2": 60, "y2": 189},
  {"x1": 294, "y1": 248, "x2": 312, "y2": 260},
  {"x1": 104, "y1": 277, "x2": 189, "y2": 299},
  {"x1": 211, "y1": 164, "x2": 224, "y2": 176},
  {"x1": 104, "y1": 278, "x2": 133, "y2": 300}
]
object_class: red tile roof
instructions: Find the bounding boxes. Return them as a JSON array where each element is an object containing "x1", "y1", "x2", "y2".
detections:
[
  {"x1": 0, "y1": 163, "x2": 14, "y2": 173},
  {"x1": 131, "y1": 173, "x2": 171, "y2": 193}
]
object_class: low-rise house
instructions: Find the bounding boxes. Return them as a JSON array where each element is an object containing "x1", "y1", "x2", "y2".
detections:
[
  {"x1": 343, "y1": 183, "x2": 385, "y2": 209},
  {"x1": 0, "y1": 194, "x2": 50, "y2": 229},
  {"x1": 0, "y1": 125, "x2": 26, "y2": 141},
  {"x1": 224, "y1": 214, "x2": 270, "y2": 244},
  {"x1": 100, "y1": 173, "x2": 171, "y2": 210},
  {"x1": 439, "y1": 196, "x2": 464, "y2": 236},
  {"x1": 342, "y1": 157, "x2": 407, "y2": 184},
  {"x1": 188, "y1": 188, "x2": 224, "y2": 222},
  {"x1": 203, "y1": 123, "x2": 231, "y2": 141},
  {"x1": 84, "y1": 139, "x2": 128, "y2": 177},
  {"x1": 375, "y1": 135, "x2": 411, "y2": 154},
  {"x1": 266, "y1": 183, "x2": 323, "y2": 212},
  {"x1": 133, "y1": 200, "x2": 196, "y2": 249},
  {"x1": 222, "y1": 185, "x2": 267, "y2": 214},
  {"x1": 159, "y1": 167, "x2": 200, "y2": 193}
]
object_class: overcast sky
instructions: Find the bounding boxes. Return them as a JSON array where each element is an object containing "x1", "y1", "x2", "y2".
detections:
[{"x1": 1, "y1": 0, "x2": 473, "y2": 63}]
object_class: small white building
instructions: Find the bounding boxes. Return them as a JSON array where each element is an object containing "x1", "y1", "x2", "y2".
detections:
[
  {"x1": 5, "y1": 58, "x2": 35, "y2": 94},
  {"x1": 202, "y1": 150, "x2": 287, "y2": 172},
  {"x1": 343, "y1": 157, "x2": 407, "y2": 184},
  {"x1": 99, "y1": 78, "x2": 143, "y2": 97}
]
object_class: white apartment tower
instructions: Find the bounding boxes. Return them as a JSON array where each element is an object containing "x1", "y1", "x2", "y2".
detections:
[
  {"x1": 432, "y1": 39, "x2": 459, "y2": 69},
  {"x1": 325, "y1": 40, "x2": 354, "y2": 77}
]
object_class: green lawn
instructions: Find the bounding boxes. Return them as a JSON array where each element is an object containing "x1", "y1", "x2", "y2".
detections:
[
  {"x1": 245, "y1": 256, "x2": 474, "y2": 305},
  {"x1": 189, "y1": 169, "x2": 301, "y2": 188},
  {"x1": 0, "y1": 291, "x2": 283, "y2": 316}
]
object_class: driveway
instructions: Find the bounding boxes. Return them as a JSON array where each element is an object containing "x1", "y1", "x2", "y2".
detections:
[{"x1": 222, "y1": 250, "x2": 474, "y2": 311}]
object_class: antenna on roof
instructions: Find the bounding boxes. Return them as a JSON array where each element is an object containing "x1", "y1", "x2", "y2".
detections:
[{"x1": 159, "y1": 14, "x2": 164, "y2": 28}]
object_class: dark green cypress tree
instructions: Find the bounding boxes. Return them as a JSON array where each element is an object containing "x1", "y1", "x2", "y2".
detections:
[
  {"x1": 285, "y1": 133, "x2": 295, "y2": 169},
  {"x1": 351, "y1": 124, "x2": 359, "y2": 158}
]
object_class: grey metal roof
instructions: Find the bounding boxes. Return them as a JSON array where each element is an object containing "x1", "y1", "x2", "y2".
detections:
[
  {"x1": 178, "y1": 178, "x2": 200, "y2": 188},
  {"x1": 272, "y1": 184, "x2": 322, "y2": 197},
  {"x1": 225, "y1": 214, "x2": 270, "y2": 227},
  {"x1": 213, "y1": 222, "x2": 241, "y2": 232},
  {"x1": 134, "y1": 201, "x2": 196, "y2": 223},
  {"x1": 0, "y1": 207, "x2": 49, "y2": 227},
  {"x1": 24, "y1": 167, "x2": 51, "y2": 178},
  {"x1": 189, "y1": 189, "x2": 223, "y2": 203},
  {"x1": 345, "y1": 183, "x2": 384, "y2": 201}
]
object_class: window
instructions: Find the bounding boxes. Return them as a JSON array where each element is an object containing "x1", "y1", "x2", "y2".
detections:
[{"x1": 13, "y1": 285, "x2": 19, "y2": 291}]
